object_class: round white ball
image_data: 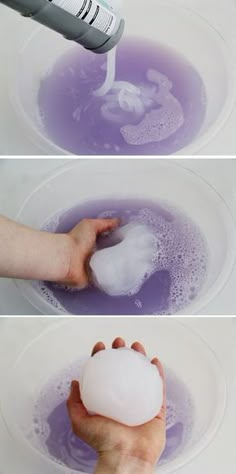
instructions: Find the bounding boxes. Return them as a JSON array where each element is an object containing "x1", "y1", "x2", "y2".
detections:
[
  {"x1": 80, "y1": 348, "x2": 163, "y2": 426},
  {"x1": 90, "y1": 223, "x2": 157, "y2": 297}
]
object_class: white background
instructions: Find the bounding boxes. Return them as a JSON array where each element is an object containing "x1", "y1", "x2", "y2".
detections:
[
  {"x1": 0, "y1": 317, "x2": 235, "y2": 473},
  {"x1": 0, "y1": 158, "x2": 235, "y2": 315},
  {"x1": 1, "y1": 0, "x2": 236, "y2": 154}
]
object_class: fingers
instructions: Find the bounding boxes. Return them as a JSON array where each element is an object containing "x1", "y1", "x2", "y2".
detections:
[
  {"x1": 92, "y1": 338, "x2": 126, "y2": 357},
  {"x1": 151, "y1": 358, "x2": 167, "y2": 420},
  {"x1": 131, "y1": 341, "x2": 147, "y2": 356},
  {"x1": 112, "y1": 337, "x2": 126, "y2": 349},
  {"x1": 93, "y1": 218, "x2": 120, "y2": 234},
  {"x1": 92, "y1": 341, "x2": 106, "y2": 356},
  {"x1": 92, "y1": 338, "x2": 147, "y2": 354},
  {"x1": 112, "y1": 338, "x2": 147, "y2": 354}
]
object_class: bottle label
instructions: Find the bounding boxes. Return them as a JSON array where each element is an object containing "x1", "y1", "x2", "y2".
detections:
[{"x1": 51, "y1": 0, "x2": 117, "y2": 36}]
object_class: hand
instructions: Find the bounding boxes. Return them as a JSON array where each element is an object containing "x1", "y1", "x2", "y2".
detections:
[
  {"x1": 62, "y1": 218, "x2": 119, "y2": 288},
  {"x1": 67, "y1": 338, "x2": 166, "y2": 474},
  {"x1": 0, "y1": 215, "x2": 118, "y2": 285}
]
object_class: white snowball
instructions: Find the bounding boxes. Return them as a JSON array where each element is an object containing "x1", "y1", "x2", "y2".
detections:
[
  {"x1": 90, "y1": 222, "x2": 157, "y2": 296},
  {"x1": 80, "y1": 348, "x2": 163, "y2": 426}
]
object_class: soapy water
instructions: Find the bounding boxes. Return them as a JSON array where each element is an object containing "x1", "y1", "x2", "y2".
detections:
[
  {"x1": 36, "y1": 198, "x2": 208, "y2": 315},
  {"x1": 38, "y1": 37, "x2": 207, "y2": 155},
  {"x1": 31, "y1": 360, "x2": 195, "y2": 472},
  {"x1": 95, "y1": 56, "x2": 185, "y2": 146}
]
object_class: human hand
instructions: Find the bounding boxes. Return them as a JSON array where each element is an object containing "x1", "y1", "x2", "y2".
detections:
[
  {"x1": 67, "y1": 338, "x2": 166, "y2": 474},
  {"x1": 0, "y1": 215, "x2": 118, "y2": 285},
  {"x1": 61, "y1": 218, "x2": 119, "y2": 288}
]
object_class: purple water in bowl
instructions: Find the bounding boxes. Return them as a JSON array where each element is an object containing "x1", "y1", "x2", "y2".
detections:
[
  {"x1": 37, "y1": 198, "x2": 208, "y2": 315},
  {"x1": 33, "y1": 361, "x2": 195, "y2": 472},
  {"x1": 38, "y1": 37, "x2": 207, "y2": 155}
]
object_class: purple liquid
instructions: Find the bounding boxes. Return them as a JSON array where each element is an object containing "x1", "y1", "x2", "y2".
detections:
[
  {"x1": 38, "y1": 37, "x2": 207, "y2": 155},
  {"x1": 33, "y1": 362, "x2": 194, "y2": 472},
  {"x1": 39, "y1": 198, "x2": 208, "y2": 315}
]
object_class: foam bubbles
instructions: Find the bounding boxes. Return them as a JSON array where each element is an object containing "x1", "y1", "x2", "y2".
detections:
[
  {"x1": 40, "y1": 198, "x2": 208, "y2": 315},
  {"x1": 34, "y1": 281, "x2": 67, "y2": 314},
  {"x1": 42, "y1": 211, "x2": 61, "y2": 232},
  {"x1": 128, "y1": 206, "x2": 208, "y2": 314},
  {"x1": 121, "y1": 69, "x2": 184, "y2": 145},
  {"x1": 90, "y1": 222, "x2": 158, "y2": 296},
  {"x1": 95, "y1": 63, "x2": 184, "y2": 145}
]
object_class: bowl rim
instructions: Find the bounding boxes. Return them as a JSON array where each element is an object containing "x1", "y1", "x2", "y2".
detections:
[
  {"x1": 0, "y1": 318, "x2": 227, "y2": 474},
  {"x1": 13, "y1": 158, "x2": 236, "y2": 316},
  {"x1": 7, "y1": 0, "x2": 236, "y2": 156}
]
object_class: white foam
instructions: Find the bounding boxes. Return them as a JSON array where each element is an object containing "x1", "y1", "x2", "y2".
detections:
[
  {"x1": 96, "y1": 65, "x2": 184, "y2": 143},
  {"x1": 35, "y1": 282, "x2": 67, "y2": 314},
  {"x1": 130, "y1": 207, "x2": 207, "y2": 315},
  {"x1": 100, "y1": 81, "x2": 143, "y2": 124},
  {"x1": 90, "y1": 222, "x2": 157, "y2": 296},
  {"x1": 42, "y1": 211, "x2": 61, "y2": 232},
  {"x1": 39, "y1": 204, "x2": 207, "y2": 315},
  {"x1": 121, "y1": 69, "x2": 184, "y2": 145},
  {"x1": 80, "y1": 348, "x2": 163, "y2": 426}
]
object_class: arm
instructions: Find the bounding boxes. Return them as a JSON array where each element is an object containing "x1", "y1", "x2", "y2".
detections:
[
  {"x1": 0, "y1": 215, "x2": 118, "y2": 286},
  {"x1": 0, "y1": 215, "x2": 72, "y2": 282},
  {"x1": 95, "y1": 453, "x2": 154, "y2": 474}
]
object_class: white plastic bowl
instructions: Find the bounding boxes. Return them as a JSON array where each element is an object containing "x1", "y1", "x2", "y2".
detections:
[
  {"x1": 9, "y1": 0, "x2": 236, "y2": 155},
  {"x1": 0, "y1": 319, "x2": 226, "y2": 473},
  {"x1": 14, "y1": 159, "x2": 236, "y2": 315}
]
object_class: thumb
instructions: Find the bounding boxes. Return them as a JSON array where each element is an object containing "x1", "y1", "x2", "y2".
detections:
[
  {"x1": 69, "y1": 380, "x2": 81, "y2": 404},
  {"x1": 67, "y1": 380, "x2": 88, "y2": 421}
]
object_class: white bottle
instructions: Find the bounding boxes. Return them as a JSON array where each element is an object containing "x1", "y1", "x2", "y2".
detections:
[
  {"x1": 0, "y1": 0, "x2": 125, "y2": 53},
  {"x1": 51, "y1": 0, "x2": 123, "y2": 38}
]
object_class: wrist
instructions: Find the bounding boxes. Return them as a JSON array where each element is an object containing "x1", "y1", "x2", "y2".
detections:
[
  {"x1": 95, "y1": 451, "x2": 155, "y2": 474},
  {"x1": 42, "y1": 232, "x2": 74, "y2": 283},
  {"x1": 58, "y1": 233, "x2": 86, "y2": 287},
  {"x1": 54, "y1": 233, "x2": 78, "y2": 284}
]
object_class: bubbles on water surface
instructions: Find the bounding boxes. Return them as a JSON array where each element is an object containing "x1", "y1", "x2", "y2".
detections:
[
  {"x1": 37, "y1": 199, "x2": 208, "y2": 315},
  {"x1": 96, "y1": 65, "x2": 184, "y2": 146},
  {"x1": 32, "y1": 361, "x2": 195, "y2": 471},
  {"x1": 120, "y1": 69, "x2": 184, "y2": 145}
]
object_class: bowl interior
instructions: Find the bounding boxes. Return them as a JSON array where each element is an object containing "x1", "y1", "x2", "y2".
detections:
[
  {"x1": 11, "y1": 1, "x2": 234, "y2": 154},
  {"x1": 0, "y1": 319, "x2": 226, "y2": 473},
  {"x1": 15, "y1": 160, "x2": 236, "y2": 315}
]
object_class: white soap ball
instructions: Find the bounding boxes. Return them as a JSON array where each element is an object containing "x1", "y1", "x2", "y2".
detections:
[
  {"x1": 80, "y1": 348, "x2": 163, "y2": 426},
  {"x1": 90, "y1": 222, "x2": 157, "y2": 297}
]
